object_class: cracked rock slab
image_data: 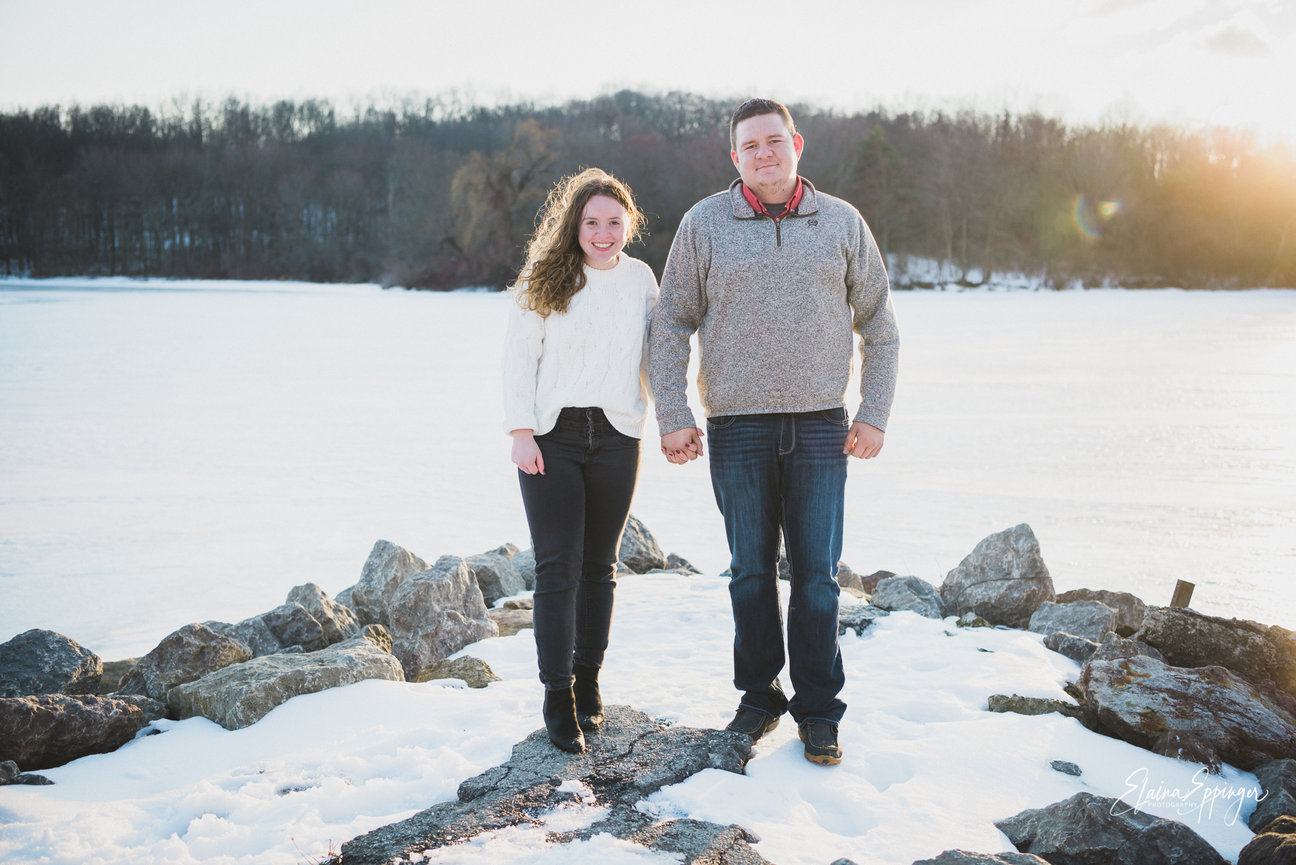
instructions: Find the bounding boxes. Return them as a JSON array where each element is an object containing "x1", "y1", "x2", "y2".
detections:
[{"x1": 337, "y1": 704, "x2": 765, "y2": 865}]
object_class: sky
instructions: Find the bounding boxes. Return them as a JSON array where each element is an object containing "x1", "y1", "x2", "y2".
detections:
[{"x1": 1, "y1": 0, "x2": 1293, "y2": 146}]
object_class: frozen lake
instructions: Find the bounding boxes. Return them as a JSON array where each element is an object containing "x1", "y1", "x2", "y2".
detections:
[{"x1": 1, "y1": 279, "x2": 1293, "y2": 658}]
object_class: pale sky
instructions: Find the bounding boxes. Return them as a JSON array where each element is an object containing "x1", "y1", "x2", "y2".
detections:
[{"x1": 1, "y1": 0, "x2": 1292, "y2": 145}]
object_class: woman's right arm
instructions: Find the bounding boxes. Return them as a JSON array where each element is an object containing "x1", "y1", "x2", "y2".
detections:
[{"x1": 502, "y1": 295, "x2": 546, "y2": 468}]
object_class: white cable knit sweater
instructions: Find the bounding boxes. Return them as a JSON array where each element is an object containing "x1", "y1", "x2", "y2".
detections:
[{"x1": 502, "y1": 255, "x2": 659, "y2": 438}]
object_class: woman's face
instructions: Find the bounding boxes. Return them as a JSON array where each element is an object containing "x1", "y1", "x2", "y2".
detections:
[{"x1": 578, "y1": 194, "x2": 628, "y2": 270}]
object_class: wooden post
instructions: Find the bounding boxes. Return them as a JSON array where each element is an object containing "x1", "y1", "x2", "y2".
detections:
[{"x1": 1170, "y1": 580, "x2": 1195, "y2": 609}]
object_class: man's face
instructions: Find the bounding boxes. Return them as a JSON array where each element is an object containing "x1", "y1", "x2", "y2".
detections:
[{"x1": 730, "y1": 113, "x2": 804, "y2": 198}]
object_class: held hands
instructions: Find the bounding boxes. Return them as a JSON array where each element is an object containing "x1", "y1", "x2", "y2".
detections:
[
  {"x1": 510, "y1": 429, "x2": 545, "y2": 475},
  {"x1": 844, "y1": 422, "x2": 885, "y2": 459},
  {"x1": 661, "y1": 427, "x2": 705, "y2": 465}
]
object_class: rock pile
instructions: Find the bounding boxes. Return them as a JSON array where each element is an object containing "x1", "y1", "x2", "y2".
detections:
[{"x1": 4, "y1": 516, "x2": 1293, "y2": 863}]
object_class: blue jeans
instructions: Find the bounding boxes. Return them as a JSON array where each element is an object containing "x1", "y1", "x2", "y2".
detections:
[
  {"x1": 518, "y1": 407, "x2": 640, "y2": 690},
  {"x1": 707, "y1": 408, "x2": 849, "y2": 724}
]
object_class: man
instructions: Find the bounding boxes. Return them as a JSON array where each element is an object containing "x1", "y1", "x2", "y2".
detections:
[{"x1": 648, "y1": 98, "x2": 899, "y2": 765}]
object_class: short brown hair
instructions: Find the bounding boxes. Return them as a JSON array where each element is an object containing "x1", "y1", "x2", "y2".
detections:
[{"x1": 729, "y1": 98, "x2": 797, "y2": 151}]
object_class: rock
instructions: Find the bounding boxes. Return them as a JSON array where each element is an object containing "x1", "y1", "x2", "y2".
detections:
[
  {"x1": 466, "y1": 543, "x2": 526, "y2": 607},
  {"x1": 118, "y1": 623, "x2": 253, "y2": 702},
  {"x1": 912, "y1": 853, "x2": 1050, "y2": 865},
  {"x1": 1238, "y1": 814, "x2": 1296, "y2": 864},
  {"x1": 350, "y1": 539, "x2": 431, "y2": 627},
  {"x1": 207, "y1": 601, "x2": 329, "y2": 657},
  {"x1": 167, "y1": 626, "x2": 403, "y2": 730},
  {"x1": 486, "y1": 607, "x2": 533, "y2": 637},
  {"x1": 285, "y1": 583, "x2": 361, "y2": 646},
  {"x1": 1150, "y1": 731, "x2": 1223, "y2": 773},
  {"x1": 388, "y1": 555, "x2": 498, "y2": 681},
  {"x1": 1087, "y1": 631, "x2": 1166, "y2": 665},
  {"x1": 1050, "y1": 760, "x2": 1082, "y2": 776},
  {"x1": 939, "y1": 524, "x2": 1055, "y2": 628},
  {"x1": 2, "y1": 771, "x2": 54, "y2": 786},
  {"x1": 0, "y1": 759, "x2": 17, "y2": 781},
  {"x1": 618, "y1": 514, "x2": 668, "y2": 573},
  {"x1": 839, "y1": 604, "x2": 890, "y2": 637},
  {"x1": 986, "y1": 694, "x2": 1092, "y2": 728},
  {"x1": 1135, "y1": 606, "x2": 1296, "y2": 697},
  {"x1": 334, "y1": 585, "x2": 356, "y2": 612},
  {"x1": 1080, "y1": 654, "x2": 1296, "y2": 770},
  {"x1": 861, "y1": 570, "x2": 895, "y2": 594},
  {"x1": 1055, "y1": 589, "x2": 1147, "y2": 636},
  {"x1": 339, "y1": 704, "x2": 761, "y2": 865},
  {"x1": 665, "y1": 553, "x2": 703, "y2": 574},
  {"x1": 995, "y1": 791, "x2": 1224, "y2": 865},
  {"x1": 502, "y1": 598, "x2": 533, "y2": 610},
  {"x1": 512, "y1": 547, "x2": 537, "y2": 591},
  {"x1": 0, "y1": 693, "x2": 166, "y2": 770},
  {"x1": 872, "y1": 576, "x2": 945, "y2": 618},
  {"x1": 417, "y1": 656, "x2": 501, "y2": 688},
  {"x1": 0, "y1": 629, "x2": 103, "y2": 697},
  {"x1": 1043, "y1": 632, "x2": 1099, "y2": 665},
  {"x1": 96, "y1": 658, "x2": 137, "y2": 695},
  {"x1": 956, "y1": 612, "x2": 994, "y2": 628},
  {"x1": 1250, "y1": 759, "x2": 1296, "y2": 832},
  {"x1": 835, "y1": 561, "x2": 863, "y2": 593},
  {"x1": 1029, "y1": 601, "x2": 1117, "y2": 643},
  {"x1": 1109, "y1": 817, "x2": 1230, "y2": 865}
]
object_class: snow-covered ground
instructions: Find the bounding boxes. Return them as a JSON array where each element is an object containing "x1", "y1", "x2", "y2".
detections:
[
  {"x1": 1, "y1": 278, "x2": 1293, "y2": 864},
  {"x1": 0, "y1": 574, "x2": 1265, "y2": 865}
]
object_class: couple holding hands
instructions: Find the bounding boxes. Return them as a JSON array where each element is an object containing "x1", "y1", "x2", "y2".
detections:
[{"x1": 502, "y1": 98, "x2": 900, "y2": 766}]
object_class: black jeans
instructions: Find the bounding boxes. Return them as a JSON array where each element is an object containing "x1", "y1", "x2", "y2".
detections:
[{"x1": 518, "y1": 407, "x2": 640, "y2": 690}]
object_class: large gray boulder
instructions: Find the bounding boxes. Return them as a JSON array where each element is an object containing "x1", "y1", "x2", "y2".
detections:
[
  {"x1": 388, "y1": 555, "x2": 498, "y2": 681},
  {"x1": 1080, "y1": 653, "x2": 1296, "y2": 770},
  {"x1": 0, "y1": 693, "x2": 165, "y2": 770},
  {"x1": 939, "y1": 524, "x2": 1055, "y2": 628},
  {"x1": 0, "y1": 629, "x2": 103, "y2": 697},
  {"x1": 1088, "y1": 631, "x2": 1165, "y2": 665},
  {"x1": 1135, "y1": 606, "x2": 1296, "y2": 697},
  {"x1": 465, "y1": 543, "x2": 525, "y2": 607},
  {"x1": 995, "y1": 792, "x2": 1225, "y2": 865},
  {"x1": 285, "y1": 583, "x2": 360, "y2": 646},
  {"x1": 350, "y1": 539, "x2": 431, "y2": 627},
  {"x1": 1028, "y1": 601, "x2": 1118, "y2": 643},
  {"x1": 618, "y1": 514, "x2": 667, "y2": 573},
  {"x1": 339, "y1": 704, "x2": 761, "y2": 865},
  {"x1": 118, "y1": 623, "x2": 253, "y2": 702},
  {"x1": 512, "y1": 547, "x2": 537, "y2": 591},
  {"x1": 1250, "y1": 759, "x2": 1296, "y2": 833},
  {"x1": 912, "y1": 853, "x2": 1050, "y2": 865},
  {"x1": 1055, "y1": 589, "x2": 1147, "y2": 636},
  {"x1": 872, "y1": 576, "x2": 945, "y2": 618},
  {"x1": 1239, "y1": 814, "x2": 1296, "y2": 864},
  {"x1": 167, "y1": 626, "x2": 403, "y2": 730},
  {"x1": 207, "y1": 601, "x2": 328, "y2": 657}
]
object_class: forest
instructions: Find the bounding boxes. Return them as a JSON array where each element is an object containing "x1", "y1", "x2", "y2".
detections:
[{"x1": 1, "y1": 90, "x2": 1293, "y2": 289}]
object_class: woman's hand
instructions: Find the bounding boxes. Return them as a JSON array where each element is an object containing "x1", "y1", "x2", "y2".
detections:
[{"x1": 510, "y1": 429, "x2": 545, "y2": 475}]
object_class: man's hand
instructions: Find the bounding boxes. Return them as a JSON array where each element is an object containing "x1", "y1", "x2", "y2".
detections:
[
  {"x1": 661, "y1": 427, "x2": 705, "y2": 464},
  {"x1": 844, "y1": 422, "x2": 884, "y2": 459},
  {"x1": 510, "y1": 429, "x2": 545, "y2": 475}
]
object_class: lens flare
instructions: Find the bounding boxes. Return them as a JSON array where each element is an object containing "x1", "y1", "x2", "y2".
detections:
[{"x1": 1072, "y1": 195, "x2": 1123, "y2": 239}]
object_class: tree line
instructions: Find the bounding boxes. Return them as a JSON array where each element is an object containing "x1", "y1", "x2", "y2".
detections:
[{"x1": 2, "y1": 91, "x2": 1293, "y2": 289}]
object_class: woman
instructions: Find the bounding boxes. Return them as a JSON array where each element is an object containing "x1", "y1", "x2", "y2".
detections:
[{"x1": 502, "y1": 168, "x2": 658, "y2": 753}]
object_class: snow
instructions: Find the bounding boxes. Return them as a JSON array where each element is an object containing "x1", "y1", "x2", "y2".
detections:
[{"x1": 2, "y1": 278, "x2": 1293, "y2": 864}]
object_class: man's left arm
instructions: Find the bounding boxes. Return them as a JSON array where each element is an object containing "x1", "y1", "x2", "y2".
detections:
[{"x1": 844, "y1": 213, "x2": 900, "y2": 458}]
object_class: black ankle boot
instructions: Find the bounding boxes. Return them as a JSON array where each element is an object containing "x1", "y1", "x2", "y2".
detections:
[
  {"x1": 573, "y1": 662, "x2": 604, "y2": 731},
  {"x1": 542, "y1": 686, "x2": 585, "y2": 753}
]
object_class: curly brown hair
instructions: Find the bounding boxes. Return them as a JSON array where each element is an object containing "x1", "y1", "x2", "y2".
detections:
[{"x1": 513, "y1": 168, "x2": 645, "y2": 317}]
